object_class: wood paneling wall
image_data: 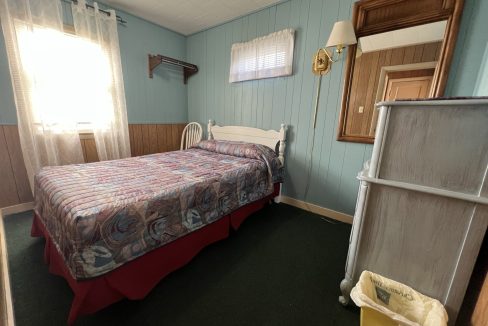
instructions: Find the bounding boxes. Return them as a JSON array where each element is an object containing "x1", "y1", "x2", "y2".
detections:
[
  {"x1": 0, "y1": 123, "x2": 186, "y2": 208},
  {"x1": 129, "y1": 124, "x2": 186, "y2": 156},
  {"x1": 187, "y1": 0, "x2": 372, "y2": 215},
  {"x1": 346, "y1": 41, "x2": 442, "y2": 137},
  {"x1": 471, "y1": 270, "x2": 488, "y2": 326},
  {"x1": 0, "y1": 125, "x2": 32, "y2": 208},
  {"x1": 470, "y1": 262, "x2": 488, "y2": 326},
  {"x1": 79, "y1": 134, "x2": 100, "y2": 163},
  {"x1": 458, "y1": 234, "x2": 488, "y2": 326}
]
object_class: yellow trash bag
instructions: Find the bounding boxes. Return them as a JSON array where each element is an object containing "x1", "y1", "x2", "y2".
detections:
[{"x1": 350, "y1": 271, "x2": 448, "y2": 326}]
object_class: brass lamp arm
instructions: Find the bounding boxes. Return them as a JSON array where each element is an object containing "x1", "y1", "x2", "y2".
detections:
[{"x1": 322, "y1": 47, "x2": 341, "y2": 63}]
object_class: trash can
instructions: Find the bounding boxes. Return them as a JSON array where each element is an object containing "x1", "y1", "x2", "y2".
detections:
[{"x1": 350, "y1": 271, "x2": 448, "y2": 326}]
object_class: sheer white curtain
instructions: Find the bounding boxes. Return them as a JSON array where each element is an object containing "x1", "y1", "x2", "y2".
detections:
[
  {"x1": 0, "y1": 0, "x2": 85, "y2": 190},
  {"x1": 229, "y1": 28, "x2": 295, "y2": 83},
  {"x1": 0, "y1": 0, "x2": 131, "y2": 190},
  {"x1": 71, "y1": 0, "x2": 130, "y2": 161}
]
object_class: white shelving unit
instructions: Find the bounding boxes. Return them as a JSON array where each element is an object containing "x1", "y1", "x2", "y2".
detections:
[{"x1": 339, "y1": 98, "x2": 488, "y2": 325}]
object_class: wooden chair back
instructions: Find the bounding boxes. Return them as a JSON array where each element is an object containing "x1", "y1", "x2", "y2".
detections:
[{"x1": 180, "y1": 122, "x2": 203, "y2": 150}]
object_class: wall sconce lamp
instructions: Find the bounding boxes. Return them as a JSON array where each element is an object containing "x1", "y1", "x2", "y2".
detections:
[
  {"x1": 310, "y1": 20, "x2": 357, "y2": 130},
  {"x1": 312, "y1": 20, "x2": 357, "y2": 76}
]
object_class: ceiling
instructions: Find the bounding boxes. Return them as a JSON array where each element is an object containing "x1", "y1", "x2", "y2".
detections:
[{"x1": 104, "y1": 0, "x2": 282, "y2": 36}]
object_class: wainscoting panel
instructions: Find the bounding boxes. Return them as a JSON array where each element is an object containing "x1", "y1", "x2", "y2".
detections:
[
  {"x1": 0, "y1": 123, "x2": 187, "y2": 208},
  {"x1": 129, "y1": 124, "x2": 186, "y2": 156},
  {"x1": 0, "y1": 125, "x2": 32, "y2": 208},
  {"x1": 79, "y1": 134, "x2": 99, "y2": 163}
]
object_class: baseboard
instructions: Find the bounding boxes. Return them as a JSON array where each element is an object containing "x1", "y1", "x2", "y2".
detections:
[
  {"x1": 0, "y1": 202, "x2": 34, "y2": 217},
  {"x1": 0, "y1": 210, "x2": 15, "y2": 326},
  {"x1": 277, "y1": 196, "x2": 353, "y2": 224}
]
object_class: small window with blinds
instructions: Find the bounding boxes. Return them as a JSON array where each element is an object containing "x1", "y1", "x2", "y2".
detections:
[{"x1": 229, "y1": 29, "x2": 295, "y2": 83}]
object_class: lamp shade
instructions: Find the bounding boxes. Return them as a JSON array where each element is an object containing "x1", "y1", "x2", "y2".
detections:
[{"x1": 326, "y1": 20, "x2": 357, "y2": 47}]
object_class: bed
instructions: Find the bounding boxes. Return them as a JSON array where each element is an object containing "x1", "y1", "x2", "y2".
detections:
[{"x1": 31, "y1": 121, "x2": 287, "y2": 324}]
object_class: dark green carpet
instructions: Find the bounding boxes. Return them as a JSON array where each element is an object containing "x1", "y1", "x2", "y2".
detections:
[{"x1": 4, "y1": 203, "x2": 359, "y2": 326}]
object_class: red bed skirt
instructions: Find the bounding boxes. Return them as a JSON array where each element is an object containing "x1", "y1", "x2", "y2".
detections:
[{"x1": 31, "y1": 184, "x2": 279, "y2": 324}]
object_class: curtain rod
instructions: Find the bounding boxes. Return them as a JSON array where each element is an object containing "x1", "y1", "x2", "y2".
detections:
[{"x1": 61, "y1": 0, "x2": 127, "y2": 24}]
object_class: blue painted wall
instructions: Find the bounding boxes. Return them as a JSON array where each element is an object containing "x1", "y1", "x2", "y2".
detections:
[
  {"x1": 113, "y1": 9, "x2": 188, "y2": 123},
  {"x1": 186, "y1": 0, "x2": 487, "y2": 215},
  {"x1": 474, "y1": 43, "x2": 488, "y2": 95},
  {"x1": 187, "y1": 0, "x2": 372, "y2": 215},
  {"x1": 446, "y1": 0, "x2": 488, "y2": 96},
  {"x1": 0, "y1": 2, "x2": 188, "y2": 124}
]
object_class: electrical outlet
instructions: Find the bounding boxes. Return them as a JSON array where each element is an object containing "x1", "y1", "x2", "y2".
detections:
[{"x1": 358, "y1": 106, "x2": 364, "y2": 113}]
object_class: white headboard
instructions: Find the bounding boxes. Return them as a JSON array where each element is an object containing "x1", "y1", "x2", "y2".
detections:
[{"x1": 207, "y1": 120, "x2": 287, "y2": 164}]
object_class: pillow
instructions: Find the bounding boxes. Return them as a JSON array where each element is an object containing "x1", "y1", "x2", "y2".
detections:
[{"x1": 192, "y1": 140, "x2": 283, "y2": 183}]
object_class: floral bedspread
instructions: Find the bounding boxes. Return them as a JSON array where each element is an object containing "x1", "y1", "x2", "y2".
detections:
[{"x1": 34, "y1": 140, "x2": 283, "y2": 280}]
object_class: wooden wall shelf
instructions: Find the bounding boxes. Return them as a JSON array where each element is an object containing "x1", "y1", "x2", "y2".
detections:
[{"x1": 148, "y1": 54, "x2": 198, "y2": 84}]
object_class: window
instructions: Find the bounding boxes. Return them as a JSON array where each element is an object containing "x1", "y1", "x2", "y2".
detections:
[
  {"x1": 16, "y1": 23, "x2": 114, "y2": 132},
  {"x1": 229, "y1": 29, "x2": 295, "y2": 83}
]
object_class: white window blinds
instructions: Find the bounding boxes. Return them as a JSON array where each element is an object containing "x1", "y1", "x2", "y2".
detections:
[{"x1": 229, "y1": 28, "x2": 295, "y2": 83}]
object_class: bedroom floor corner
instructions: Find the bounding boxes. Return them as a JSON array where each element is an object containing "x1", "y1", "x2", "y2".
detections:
[{"x1": 3, "y1": 203, "x2": 359, "y2": 326}]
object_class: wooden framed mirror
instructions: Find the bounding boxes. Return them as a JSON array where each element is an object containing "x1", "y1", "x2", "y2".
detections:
[{"x1": 337, "y1": 0, "x2": 464, "y2": 143}]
